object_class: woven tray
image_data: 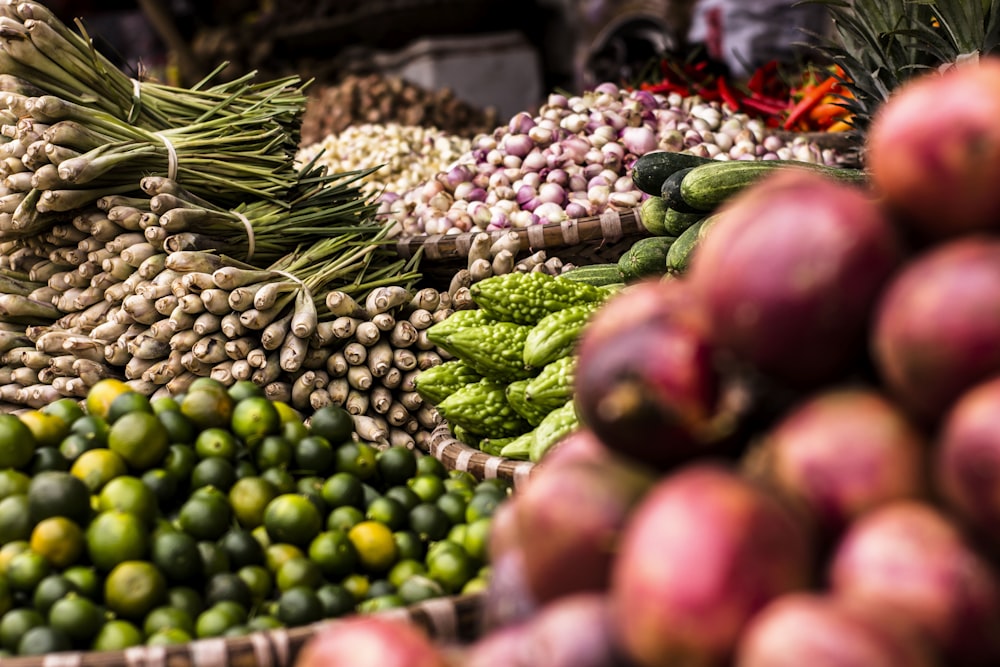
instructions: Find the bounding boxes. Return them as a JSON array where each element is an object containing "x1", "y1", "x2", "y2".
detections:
[
  {"x1": 426, "y1": 422, "x2": 536, "y2": 490},
  {"x1": 0, "y1": 593, "x2": 484, "y2": 667}
]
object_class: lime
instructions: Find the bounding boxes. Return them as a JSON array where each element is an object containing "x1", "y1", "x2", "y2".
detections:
[
  {"x1": 167, "y1": 586, "x2": 205, "y2": 619},
  {"x1": 347, "y1": 520, "x2": 398, "y2": 573},
  {"x1": 91, "y1": 619, "x2": 143, "y2": 651},
  {"x1": 61, "y1": 566, "x2": 100, "y2": 600},
  {"x1": 316, "y1": 583, "x2": 356, "y2": 618},
  {"x1": 0, "y1": 495, "x2": 31, "y2": 543},
  {"x1": 436, "y1": 492, "x2": 469, "y2": 525},
  {"x1": 30, "y1": 517, "x2": 84, "y2": 569},
  {"x1": 308, "y1": 530, "x2": 358, "y2": 579},
  {"x1": 231, "y1": 396, "x2": 281, "y2": 447},
  {"x1": 475, "y1": 478, "x2": 511, "y2": 497},
  {"x1": 275, "y1": 586, "x2": 324, "y2": 627},
  {"x1": 146, "y1": 628, "x2": 194, "y2": 646},
  {"x1": 376, "y1": 446, "x2": 418, "y2": 487},
  {"x1": 228, "y1": 380, "x2": 264, "y2": 402},
  {"x1": 254, "y1": 435, "x2": 294, "y2": 470},
  {"x1": 69, "y1": 415, "x2": 109, "y2": 448},
  {"x1": 6, "y1": 551, "x2": 51, "y2": 592},
  {"x1": 151, "y1": 396, "x2": 181, "y2": 415},
  {"x1": 194, "y1": 608, "x2": 233, "y2": 638},
  {"x1": 59, "y1": 433, "x2": 99, "y2": 462},
  {"x1": 272, "y1": 400, "x2": 301, "y2": 425},
  {"x1": 194, "y1": 428, "x2": 240, "y2": 461},
  {"x1": 397, "y1": 575, "x2": 445, "y2": 605},
  {"x1": 205, "y1": 572, "x2": 253, "y2": 608},
  {"x1": 294, "y1": 436, "x2": 335, "y2": 476},
  {"x1": 415, "y1": 455, "x2": 447, "y2": 479},
  {"x1": 407, "y1": 473, "x2": 447, "y2": 503},
  {"x1": 157, "y1": 408, "x2": 196, "y2": 445},
  {"x1": 106, "y1": 391, "x2": 153, "y2": 424},
  {"x1": 365, "y1": 496, "x2": 408, "y2": 531},
  {"x1": 296, "y1": 476, "x2": 327, "y2": 514},
  {"x1": 0, "y1": 574, "x2": 10, "y2": 617},
  {"x1": 236, "y1": 565, "x2": 273, "y2": 602},
  {"x1": 261, "y1": 466, "x2": 296, "y2": 494},
  {"x1": 334, "y1": 441, "x2": 378, "y2": 481},
  {"x1": 177, "y1": 493, "x2": 231, "y2": 541},
  {"x1": 464, "y1": 517, "x2": 492, "y2": 562},
  {"x1": 69, "y1": 448, "x2": 127, "y2": 492},
  {"x1": 105, "y1": 560, "x2": 166, "y2": 619},
  {"x1": 275, "y1": 556, "x2": 323, "y2": 592},
  {"x1": 282, "y1": 419, "x2": 309, "y2": 445},
  {"x1": 326, "y1": 505, "x2": 365, "y2": 532},
  {"x1": 229, "y1": 476, "x2": 278, "y2": 529},
  {"x1": 86, "y1": 510, "x2": 149, "y2": 571},
  {"x1": 141, "y1": 468, "x2": 178, "y2": 508},
  {"x1": 393, "y1": 530, "x2": 425, "y2": 561},
  {"x1": 27, "y1": 446, "x2": 70, "y2": 474},
  {"x1": 409, "y1": 503, "x2": 452, "y2": 542},
  {"x1": 98, "y1": 475, "x2": 158, "y2": 524},
  {"x1": 180, "y1": 384, "x2": 235, "y2": 430},
  {"x1": 219, "y1": 529, "x2": 265, "y2": 569},
  {"x1": 427, "y1": 542, "x2": 474, "y2": 594},
  {"x1": 466, "y1": 491, "x2": 504, "y2": 522},
  {"x1": 108, "y1": 412, "x2": 170, "y2": 471},
  {"x1": 321, "y1": 472, "x2": 365, "y2": 509},
  {"x1": 19, "y1": 410, "x2": 70, "y2": 449},
  {"x1": 42, "y1": 398, "x2": 85, "y2": 426},
  {"x1": 85, "y1": 379, "x2": 132, "y2": 421},
  {"x1": 263, "y1": 494, "x2": 322, "y2": 547},
  {"x1": 17, "y1": 625, "x2": 72, "y2": 655},
  {"x1": 151, "y1": 530, "x2": 203, "y2": 583},
  {"x1": 308, "y1": 405, "x2": 354, "y2": 444},
  {"x1": 264, "y1": 543, "x2": 305, "y2": 574},
  {"x1": 388, "y1": 559, "x2": 428, "y2": 590},
  {"x1": 341, "y1": 573, "x2": 370, "y2": 602},
  {"x1": 163, "y1": 444, "x2": 199, "y2": 480},
  {"x1": 0, "y1": 470, "x2": 29, "y2": 501},
  {"x1": 213, "y1": 599, "x2": 249, "y2": 625},
  {"x1": 32, "y1": 573, "x2": 78, "y2": 616},
  {"x1": 246, "y1": 615, "x2": 283, "y2": 632},
  {"x1": 0, "y1": 541, "x2": 29, "y2": 575},
  {"x1": 48, "y1": 595, "x2": 104, "y2": 643},
  {"x1": 144, "y1": 605, "x2": 196, "y2": 637},
  {"x1": 190, "y1": 456, "x2": 237, "y2": 492},
  {"x1": 0, "y1": 414, "x2": 36, "y2": 470},
  {"x1": 385, "y1": 485, "x2": 422, "y2": 512},
  {"x1": 0, "y1": 608, "x2": 44, "y2": 652}
]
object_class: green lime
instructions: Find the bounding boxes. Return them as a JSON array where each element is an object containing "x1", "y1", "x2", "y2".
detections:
[
  {"x1": 69, "y1": 448, "x2": 126, "y2": 493},
  {"x1": 157, "y1": 409, "x2": 196, "y2": 446},
  {"x1": 409, "y1": 503, "x2": 452, "y2": 542},
  {"x1": 308, "y1": 405, "x2": 354, "y2": 444},
  {"x1": 30, "y1": 517, "x2": 85, "y2": 569},
  {"x1": 59, "y1": 433, "x2": 99, "y2": 462},
  {"x1": 376, "y1": 446, "x2": 418, "y2": 487},
  {"x1": 197, "y1": 541, "x2": 231, "y2": 579},
  {"x1": 0, "y1": 574, "x2": 10, "y2": 617},
  {"x1": 235, "y1": 460, "x2": 258, "y2": 479},
  {"x1": 228, "y1": 381, "x2": 264, "y2": 402},
  {"x1": 0, "y1": 414, "x2": 36, "y2": 470},
  {"x1": 0, "y1": 470, "x2": 29, "y2": 501},
  {"x1": 190, "y1": 456, "x2": 237, "y2": 492},
  {"x1": 62, "y1": 566, "x2": 100, "y2": 600},
  {"x1": 151, "y1": 396, "x2": 181, "y2": 415},
  {"x1": 141, "y1": 468, "x2": 179, "y2": 508},
  {"x1": 357, "y1": 594, "x2": 405, "y2": 613},
  {"x1": 86, "y1": 510, "x2": 149, "y2": 571},
  {"x1": 236, "y1": 565, "x2": 272, "y2": 602},
  {"x1": 27, "y1": 446, "x2": 70, "y2": 474},
  {"x1": 178, "y1": 494, "x2": 231, "y2": 541},
  {"x1": 164, "y1": 444, "x2": 198, "y2": 480},
  {"x1": 0, "y1": 608, "x2": 44, "y2": 652},
  {"x1": 42, "y1": 398, "x2": 85, "y2": 426},
  {"x1": 385, "y1": 485, "x2": 422, "y2": 511},
  {"x1": 104, "y1": 561, "x2": 166, "y2": 619},
  {"x1": 341, "y1": 573, "x2": 369, "y2": 602},
  {"x1": 388, "y1": 559, "x2": 427, "y2": 590},
  {"x1": 407, "y1": 473, "x2": 447, "y2": 503},
  {"x1": 0, "y1": 495, "x2": 31, "y2": 543},
  {"x1": 194, "y1": 428, "x2": 240, "y2": 461},
  {"x1": 397, "y1": 575, "x2": 445, "y2": 605},
  {"x1": 261, "y1": 467, "x2": 295, "y2": 494},
  {"x1": 348, "y1": 520, "x2": 398, "y2": 574},
  {"x1": 275, "y1": 556, "x2": 323, "y2": 592},
  {"x1": 247, "y1": 615, "x2": 282, "y2": 632},
  {"x1": 6, "y1": 551, "x2": 51, "y2": 592},
  {"x1": 194, "y1": 607, "x2": 238, "y2": 638},
  {"x1": 32, "y1": 574, "x2": 77, "y2": 616},
  {"x1": 365, "y1": 496, "x2": 408, "y2": 531},
  {"x1": 17, "y1": 625, "x2": 72, "y2": 655},
  {"x1": 447, "y1": 523, "x2": 468, "y2": 549},
  {"x1": 254, "y1": 435, "x2": 294, "y2": 470},
  {"x1": 85, "y1": 379, "x2": 132, "y2": 421},
  {"x1": 48, "y1": 594, "x2": 104, "y2": 643},
  {"x1": 275, "y1": 586, "x2": 324, "y2": 627},
  {"x1": 144, "y1": 605, "x2": 196, "y2": 637},
  {"x1": 326, "y1": 505, "x2": 365, "y2": 532},
  {"x1": 466, "y1": 491, "x2": 504, "y2": 522},
  {"x1": 91, "y1": 619, "x2": 143, "y2": 651},
  {"x1": 427, "y1": 542, "x2": 474, "y2": 594},
  {"x1": 98, "y1": 475, "x2": 158, "y2": 524},
  {"x1": 308, "y1": 530, "x2": 357, "y2": 580},
  {"x1": 436, "y1": 492, "x2": 469, "y2": 525},
  {"x1": 229, "y1": 476, "x2": 278, "y2": 529},
  {"x1": 180, "y1": 384, "x2": 235, "y2": 430},
  {"x1": 0, "y1": 541, "x2": 28, "y2": 576},
  {"x1": 321, "y1": 472, "x2": 365, "y2": 509},
  {"x1": 263, "y1": 494, "x2": 322, "y2": 547},
  {"x1": 151, "y1": 530, "x2": 203, "y2": 583},
  {"x1": 316, "y1": 583, "x2": 356, "y2": 618},
  {"x1": 69, "y1": 415, "x2": 109, "y2": 448},
  {"x1": 393, "y1": 530, "x2": 426, "y2": 562},
  {"x1": 296, "y1": 476, "x2": 327, "y2": 514},
  {"x1": 231, "y1": 396, "x2": 281, "y2": 447},
  {"x1": 19, "y1": 410, "x2": 71, "y2": 449},
  {"x1": 415, "y1": 455, "x2": 447, "y2": 479},
  {"x1": 167, "y1": 586, "x2": 205, "y2": 620},
  {"x1": 334, "y1": 441, "x2": 378, "y2": 481},
  {"x1": 475, "y1": 479, "x2": 511, "y2": 497},
  {"x1": 205, "y1": 573, "x2": 253, "y2": 609},
  {"x1": 264, "y1": 543, "x2": 305, "y2": 574},
  {"x1": 219, "y1": 529, "x2": 265, "y2": 569},
  {"x1": 294, "y1": 436, "x2": 335, "y2": 476},
  {"x1": 108, "y1": 411, "x2": 170, "y2": 471},
  {"x1": 464, "y1": 517, "x2": 492, "y2": 562},
  {"x1": 106, "y1": 391, "x2": 153, "y2": 424},
  {"x1": 281, "y1": 419, "x2": 309, "y2": 445},
  {"x1": 146, "y1": 628, "x2": 194, "y2": 646}
]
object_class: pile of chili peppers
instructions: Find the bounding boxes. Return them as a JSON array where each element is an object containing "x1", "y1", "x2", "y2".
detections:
[{"x1": 638, "y1": 56, "x2": 853, "y2": 132}]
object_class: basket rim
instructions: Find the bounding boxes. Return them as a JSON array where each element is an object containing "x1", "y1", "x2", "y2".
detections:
[
  {"x1": 0, "y1": 592, "x2": 485, "y2": 667},
  {"x1": 395, "y1": 206, "x2": 645, "y2": 261},
  {"x1": 425, "y1": 422, "x2": 536, "y2": 489}
]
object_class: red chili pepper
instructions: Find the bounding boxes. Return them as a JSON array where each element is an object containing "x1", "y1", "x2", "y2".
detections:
[
  {"x1": 783, "y1": 75, "x2": 840, "y2": 130},
  {"x1": 716, "y1": 77, "x2": 742, "y2": 111}
]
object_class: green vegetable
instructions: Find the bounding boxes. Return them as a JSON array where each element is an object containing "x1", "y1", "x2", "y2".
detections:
[
  {"x1": 425, "y1": 309, "x2": 497, "y2": 349},
  {"x1": 660, "y1": 167, "x2": 704, "y2": 213},
  {"x1": 665, "y1": 215, "x2": 719, "y2": 275},
  {"x1": 438, "y1": 322, "x2": 535, "y2": 383},
  {"x1": 638, "y1": 196, "x2": 669, "y2": 235},
  {"x1": 498, "y1": 430, "x2": 536, "y2": 460},
  {"x1": 470, "y1": 272, "x2": 609, "y2": 325},
  {"x1": 530, "y1": 400, "x2": 580, "y2": 462},
  {"x1": 479, "y1": 435, "x2": 517, "y2": 457},
  {"x1": 524, "y1": 355, "x2": 576, "y2": 411},
  {"x1": 558, "y1": 264, "x2": 624, "y2": 287},
  {"x1": 413, "y1": 360, "x2": 484, "y2": 406},
  {"x1": 618, "y1": 236, "x2": 676, "y2": 282},
  {"x1": 663, "y1": 208, "x2": 706, "y2": 236},
  {"x1": 631, "y1": 151, "x2": 714, "y2": 196},
  {"x1": 437, "y1": 379, "x2": 530, "y2": 438},
  {"x1": 679, "y1": 160, "x2": 869, "y2": 211},
  {"x1": 523, "y1": 303, "x2": 599, "y2": 368},
  {"x1": 505, "y1": 379, "x2": 552, "y2": 427}
]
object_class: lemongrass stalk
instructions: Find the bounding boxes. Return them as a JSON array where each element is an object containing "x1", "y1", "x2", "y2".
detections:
[
  {"x1": 392, "y1": 348, "x2": 418, "y2": 372},
  {"x1": 166, "y1": 371, "x2": 196, "y2": 395},
  {"x1": 180, "y1": 350, "x2": 209, "y2": 375},
  {"x1": 326, "y1": 351, "x2": 348, "y2": 378},
  {"x1": 200, "y1": 288, "x2": 230, "y2": 316},
  {"x1": 260, "y1": 310, "x2": 293, "y2": 351},
  {"x1": 251, "y1": 354, "x2": 281, "y2": 386},
  {"x1": 210, "y1": 360, "x2": 234, "y2": 386},
  {"x1": 192, "y1": 333, "x2": 227, "y2": 364},
  {"x1": 192, "y1": 312, "x2": 220, "y2": 336},
  {"x1": 381, "y1": 366, "x2": 402, "y2": 390},
  {"x1": 230, "y1": 359, "x2": 252, "y2": 382},
  {"x1": 169, "y1": 330, "x2": 199, "y2": 353}
]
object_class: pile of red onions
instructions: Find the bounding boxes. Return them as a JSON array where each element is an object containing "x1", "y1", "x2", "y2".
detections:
[{"x1": 379, "y1": 83, "x2": 840, "y2": 237}]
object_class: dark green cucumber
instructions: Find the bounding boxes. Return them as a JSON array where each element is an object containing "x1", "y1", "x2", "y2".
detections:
[
  {"x1": 638, "y1": 195, "x2": 669, "y2": 235},
  {"x1": 663, "y1": 208, "x2": 706, "y2": 236},
  {"x1": 631, "y1": 151, "x2": 714, "y2": 196},
  {"x1": 619, "y1": 236, "x2": 676, "y2": 282},
  {"x1": 559, "y1": 263, "x2": 624, "y2": 287},
  {"x1": 661, "y1": 167, "x2": 708, "y2": 213},
  {"x1": 679, "y1": 160, "x2": 868, "y2": 211}
]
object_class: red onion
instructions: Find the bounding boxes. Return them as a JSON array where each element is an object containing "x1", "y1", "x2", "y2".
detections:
[
  {"x1": 737, "y1": 593, "x2": 940, "y2": 667},
  {"x1": 546, "y1": 168, "x2": 568, "y2": 186},
  {"x1": 611, "y1": 465, "x2": 814, "y2": 667},
  {"x1": 534, "y1": 202, "x2": 566, "y2": 223},
  {"x1": 565, "y1": 201, "x2": 589, "y2": 219},
  {"x1": 621, "y1": 126, "x2": 657, "y2": 155},
  {"x1": 515, "y1": 185, "x2": 536, "y2": 206},
  {"x1": 830, "y1": 501, "x2": 1000, "y2": 666},
  {"x1": 521, "y1": 172, "x2": 542, "y2": 189},
  {"x1": 872, "y1": 237, "x2": 1000, "y2": 425},
  {"x1": 486, "y1": 148, "x2": 503, "y2": 165},
  {"x1": 502, "y1": 134, "x2": 533, "y2": 158},
  {"x1": 537, "y1": 182, "x2": 565, "y2": 205},
  {"x1": 508, "y1": 111, "x2": 536, "y2": 134},
  {"x1": 594, "y1": 82, "x2": 620, "y2": 95},
  {"x1": 467, "y1": 201, "x2": 491, "y2": 227},
  {"x1": 601, "y1": 142, "x2": 625, "y2": 168},
  {"x1": 503, "y1": 154, "x2": 522, "y2": 169},
  {"x1": 488, "y1": 210, "x2": 509, "y2": 229},
  {"x1": 528, "y1": 126, "x2": 553, "y2": 145},
  {"x1": 588, "y1": 185, "x2": 610, "y2": 206},
  {"x1": 583, "y1": 163, "x2": 603, "y2": 179},
  {"x1": 452, "y1": 182, "x2": 476, "y2": 200},
  {"x1": 487, "y1": 171, "x2": 510, "y2": 189},
  {"x1": 521, "y1": 150, "x2": 547, "y2": 172},
  {"x1": 547, "y1": 92, "x2": 568, "y2": 108},
  {"x1": 688, "y1": 169, "x2": 903, "y2": 389},
  {"x1": 613, "y1": 175, "x2": 633, "y2": 193},
  {"x1": 569, "y1": 173, "x2": 587, "y2": 191}
]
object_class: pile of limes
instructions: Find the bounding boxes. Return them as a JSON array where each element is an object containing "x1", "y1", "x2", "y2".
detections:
[{"x1": 0, "y1": 377, "x2": 507, "y2": 656}]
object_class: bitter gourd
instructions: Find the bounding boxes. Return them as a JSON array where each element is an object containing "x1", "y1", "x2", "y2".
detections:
[
  {"x1": 530, "y1": 399, "x2": 580, "y2": 462},
  {"x1": 425, "y1": 309, "x2": 496, "y2": 349},
  {"x1": 522, "y1": 302, "x2": 599, "y2": 368},
  {"x1": 436, "y1": 378, "x2": 530, "y2": 438},
  {"x1": 505, "y1": 378, "x2": 553, "y2": 427},
  {"x1": 438, "y1": 322, "x2": 535, "y2": 383},
  {"x1": 470, "y1": 272, "x2": 609, "y2": 325},
  {"x1": 524, "y1": 355, "x2": 576, "y2": 410},
  {"x1": 413, "y1": 360, "x2": 484, "y2": 406},
  {"x1": 499, "y1": 429, "x2": 536, "y2": 461}
]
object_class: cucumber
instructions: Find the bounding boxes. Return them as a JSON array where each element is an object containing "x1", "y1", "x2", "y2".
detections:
[
  {"x1": 680, "y1": 160, "x2": 869, "y2": 211},
  {"x1": 661, "y1": 167, "x2": 707, "y2": 213},
  {"x1": 559, "y1": 263, "x2": 624, "y2": 287},
  {"x1": 631, "y1": 151, "x2": 715, "y2": 196},
  {"x1": 666, "y1": 217, "x2": 705, "y2": 275},
  {"x1": 619, "y1": 236, "x2": 676, "y2": 282},
  {"x1": 638, "y1": 195, "x2": 669, "y2": 236},
  {"x1": 663, "y1": 208, "x2": 705, "y2": 236}
]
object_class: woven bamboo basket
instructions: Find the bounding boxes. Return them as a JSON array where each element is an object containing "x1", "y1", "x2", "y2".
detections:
[
  {"x1": 0, "y1": 593, "x2": 484, "y2": 667},
  {"x1": 425, "y1": 422, "x2": 536, "y2": 490},
  {"x1": 395, "y1": 207, "x2": 649, "y2": 285}
]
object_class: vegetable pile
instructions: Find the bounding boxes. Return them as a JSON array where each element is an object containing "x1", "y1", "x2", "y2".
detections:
[{"x1": 295, "y1": 54, "x2": 1000, "y2": 667}]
